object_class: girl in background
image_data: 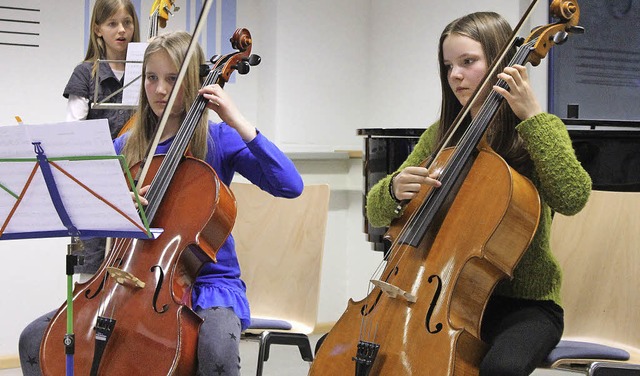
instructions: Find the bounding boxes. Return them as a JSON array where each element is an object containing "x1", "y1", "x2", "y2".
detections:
[
  {"x1": 64, "y1": 0, "x2": 140, "y2": 139},
  {"x1": 64, "y1": 0, "x2": 140, "y2": 278}
]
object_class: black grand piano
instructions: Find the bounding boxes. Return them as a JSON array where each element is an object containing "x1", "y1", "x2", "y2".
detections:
[{"x1": 358, "y1": 119, "x2": 640, "y2": 253}]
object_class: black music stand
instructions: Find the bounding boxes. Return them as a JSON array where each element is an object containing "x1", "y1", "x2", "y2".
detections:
[{"x1": 0, "y1": 119, "x2": 160, "y2": 376}]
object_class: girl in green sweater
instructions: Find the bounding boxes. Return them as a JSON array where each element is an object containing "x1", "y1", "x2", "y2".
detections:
[{"x1": 366, "y1": 12, "x2": 591, "y2": 376}]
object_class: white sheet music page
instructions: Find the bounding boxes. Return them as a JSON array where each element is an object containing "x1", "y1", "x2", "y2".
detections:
[
  {"x1": 122, "y1": 42, "x2": 148, "y2": 106},
  {"x1": 0, "y1": 119, "x2": 148, "y2": 238}
]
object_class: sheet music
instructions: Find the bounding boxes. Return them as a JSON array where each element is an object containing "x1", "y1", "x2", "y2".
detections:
[
  {"x1": 26, "y1": 120, "x2": 116, "y2": 156},
  {"x1": 0, "y1": 123, "x2": 35, "y2": 157},
  {"x1": 0, "y1": 119, "x2": 150, "y2": 238},
  {"x1": 122, "y1": 42, "x2": 148, "y2": 106}
]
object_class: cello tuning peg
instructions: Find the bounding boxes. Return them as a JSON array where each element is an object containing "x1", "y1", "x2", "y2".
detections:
[
  {"x1": 209, "y1": 54, "x2": 222, "y2": 65},
  {"x1": 247, "y1": 54, "x2": 261, "y2": 66},
  {"x1": 552, "y1": 31, "x2": 569, "y2": 45},
  {"x1": 234, "y1": 61, "x2": 250, "y2": 75},
  {"x1": 163, "y1": 5, "x2": 177, "y2": 16},
  {"x1": 199, "y1": 64, "x2": 211, "y2": 77},
  {"x1": 514, "y1": 36, "x2": 525, "y2": 47}
]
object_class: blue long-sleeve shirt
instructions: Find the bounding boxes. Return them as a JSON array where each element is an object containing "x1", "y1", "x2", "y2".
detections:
[{"x1": 113, "y1": 121, "x2": 303, "y2": 329}]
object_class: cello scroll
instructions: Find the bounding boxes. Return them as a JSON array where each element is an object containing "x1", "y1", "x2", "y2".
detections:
[{"x1": 527, "y1": 0, "x2": 583, "y2": 66}]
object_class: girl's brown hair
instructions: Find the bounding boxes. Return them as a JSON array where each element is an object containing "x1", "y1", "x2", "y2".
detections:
[
  {"x1": 121, "y1": 31, "x2": 209, "y2": 167},
  {"x1": 436, "y1": 12, "x2": 532, "y2": 175}
]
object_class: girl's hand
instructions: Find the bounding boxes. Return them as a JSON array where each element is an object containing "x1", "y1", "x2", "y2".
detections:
[
  {"x1": 493, "y1": 64, "x2": 543, "y2": 121},
  {"x1": 200, "y1": 84, "x2": 257, "y2": 141},
  {"x1": 391, "y1": 166, "x2": 441, "y2": 201},
  {"x1": 132, "y1": 185, "x2": 150, "y2": 208}
]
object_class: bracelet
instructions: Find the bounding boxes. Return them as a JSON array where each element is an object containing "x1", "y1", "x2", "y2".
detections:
[{"x1": 388, "y1": 172, "x2": 402, "y2": 203}]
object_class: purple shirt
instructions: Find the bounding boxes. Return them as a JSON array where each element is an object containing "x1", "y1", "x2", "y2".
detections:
[{"x1": 113, "y1": 121, "x2": 303, "y2": 329}]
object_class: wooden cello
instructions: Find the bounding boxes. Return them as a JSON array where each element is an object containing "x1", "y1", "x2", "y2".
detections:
[
  {"x1": 40, "y1": 28, "x2": 259, "y2": 375},
  {"x1": 148, "y1": 0, "x2": 177, "y2": 40},
  {"x1": 309, "y1": 1, "x2": 583, "y2": 375}
]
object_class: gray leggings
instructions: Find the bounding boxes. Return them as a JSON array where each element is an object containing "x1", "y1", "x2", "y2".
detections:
[
  {"x1": 18, "y1": 310, "x2": 54, "y2": 376},
  {"x1": 18, "y1": 307, "x2": 241, "y2": 376}
]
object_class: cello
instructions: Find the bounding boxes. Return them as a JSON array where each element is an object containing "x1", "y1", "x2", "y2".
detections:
[
  {"x1": 310, "y1": 1, "x2": 583, "y2": 375},
  {"x1": 148, "y1": 0, "x2": 177, "y2": 40},
  {"x1": 40, "y1": 27, "x2": 259, "y2": 375}
]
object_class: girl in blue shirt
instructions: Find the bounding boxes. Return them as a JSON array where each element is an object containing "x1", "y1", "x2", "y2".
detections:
[{"x1": 114, "y1": 31, "x2": 303, "y2": 375}]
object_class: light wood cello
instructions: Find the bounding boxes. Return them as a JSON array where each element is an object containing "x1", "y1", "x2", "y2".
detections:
[
  {"x1": 310, "y1": 1, "x2": 583, "y2": 375},
  {"x1": 40, "y1": 23, "x2": 260, "y2": 376}
]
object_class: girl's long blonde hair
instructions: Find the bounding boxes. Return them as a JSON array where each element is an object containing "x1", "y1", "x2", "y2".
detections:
[
  {"x1": 121, "y1": 31, "x2": 209, "y2": 167},
  {"x1": 436, "y1": 12, "x2": 532, "y2": 176},
  {"x1": 85, "y1": 0, "x2": 140, "y2": 76}
]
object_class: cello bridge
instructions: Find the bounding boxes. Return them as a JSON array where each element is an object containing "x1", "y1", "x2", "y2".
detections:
[
  {"x1": 370, "y1": 279, "x2": 417, "y2": 303},
  {"x1": 106, "y1": 267, "x2": 146, "y2": 288}
]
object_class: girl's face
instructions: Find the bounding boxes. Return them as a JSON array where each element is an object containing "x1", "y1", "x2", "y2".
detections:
[
  {"x1": 95, "y1": 6, "x2": 135, "y2": 60},
  {"x1": 144, "y1": 50, "x2": 185, "y2": 121},
  {"x1": 442, "y1": 34, "x2": 488, "y2": 115}
]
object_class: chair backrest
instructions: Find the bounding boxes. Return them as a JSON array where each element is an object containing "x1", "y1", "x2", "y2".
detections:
[
  {"x1": 231, "y1": 182, "x2": 330, "y2": 335},
  {"x1": 550, "y1": 190, "x2": 640, "y2": 362}
]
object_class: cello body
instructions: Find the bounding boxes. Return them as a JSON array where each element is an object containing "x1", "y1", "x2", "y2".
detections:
[
  {"x1": 40, "y1": 156, "x2": 236, "y2": 375},
  {"x1": 310, "y1": 147, "x2": 540, "y2": 375}
]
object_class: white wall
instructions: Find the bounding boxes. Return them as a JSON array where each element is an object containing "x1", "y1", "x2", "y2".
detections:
[{"x1": 0, "y1": 0, "x2": 552, "y2": 357}]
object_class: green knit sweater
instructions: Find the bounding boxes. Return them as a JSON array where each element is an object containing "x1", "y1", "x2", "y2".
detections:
[{"x1": 366, "y1": 113, "x2": 592, "y2": 306}]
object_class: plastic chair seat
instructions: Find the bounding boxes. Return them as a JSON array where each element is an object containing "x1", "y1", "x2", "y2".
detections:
[
  {"x1": 545, "y1": 340, "x2": 630, "y2": 365},
  {"x1": 248, "y1": 318, "x2": 292, "y2": 330}
]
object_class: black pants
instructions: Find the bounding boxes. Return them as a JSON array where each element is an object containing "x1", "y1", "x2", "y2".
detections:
[{"x1": 479, "y1": 295, "x2": 564, "y2": 376}]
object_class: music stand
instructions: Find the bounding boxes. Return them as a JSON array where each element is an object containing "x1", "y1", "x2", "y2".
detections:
[
  {"x1": 0, "y1": 119, "x2": 160, "y2": 376},
  {"x1": 91, "y1": 42, "x2": 148, "y2": 111},
  {"x1": 91, "y1": 57, "x2": 142, "y2": 111}
]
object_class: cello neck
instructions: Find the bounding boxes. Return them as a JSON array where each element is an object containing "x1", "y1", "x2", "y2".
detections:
[
  {"x1": 397, "y1": 38, "x2": 537, "y2": 247},
  {"x1": 143, "y1": 68, "x2": 222, "y2": 222}
]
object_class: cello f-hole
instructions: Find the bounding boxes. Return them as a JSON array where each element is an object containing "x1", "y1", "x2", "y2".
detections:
[
  {"x1": 425, "y1": 274, "x2": 443, "y2": 334},
  {"x1": 151, "y1": 265, "x2": 169, "y2": 314},
  {"x1": 84, "y1": 257, "x2": 123, "y2": 299},
  {"x1": 84, "y1": 274, "x2": 107, "y2": 300}
]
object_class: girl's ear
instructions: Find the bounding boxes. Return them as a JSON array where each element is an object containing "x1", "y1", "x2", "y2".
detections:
[{"x1": 94, "y1": 24, "x2": 102, "y2": 38}]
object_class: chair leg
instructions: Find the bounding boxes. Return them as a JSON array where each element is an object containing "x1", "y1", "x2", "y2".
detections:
[
  {"x1": 263, "y1": 331, "x2": 313, "y2": 361},
  {"x1": 254, "y1": 331, "x2": 314, "y2": 376},
  {"x1": 255, "y1": 332, "x2": 268, "y2": 376},
  {"x1": 588, "y1": 361, "x2": 640, "y2": 376}
]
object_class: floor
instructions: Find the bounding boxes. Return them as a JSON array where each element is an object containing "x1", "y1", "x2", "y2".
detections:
[{"x1": 0, "y1": 334, "x2": 577, "y2": 375}]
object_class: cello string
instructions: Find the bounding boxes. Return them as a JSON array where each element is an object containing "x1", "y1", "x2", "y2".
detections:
[{"x1": 98, "y1": 237, "x2": 132, "y2": 318}]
